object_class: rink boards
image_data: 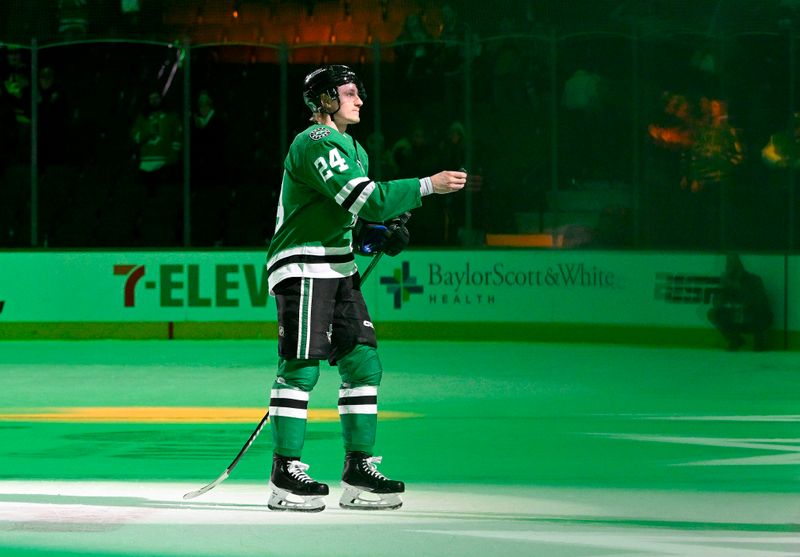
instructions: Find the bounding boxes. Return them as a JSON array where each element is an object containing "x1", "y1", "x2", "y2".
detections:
[{"x1": 0, "y1": 250, "x2": 798, "y2": 346}]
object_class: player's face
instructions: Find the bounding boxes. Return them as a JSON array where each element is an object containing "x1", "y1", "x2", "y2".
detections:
[{"x1": 334, "y1": 83, "x2": 363, "y2": 125}]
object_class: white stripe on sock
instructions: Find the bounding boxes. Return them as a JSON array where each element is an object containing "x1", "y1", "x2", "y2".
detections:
[
  {"x1": 271, "y1": 388, "x2": 310, "y2": 401},
  {"x1": 338, "y1": 404, "x2": 378, "y2": 415},
  {"x1": 339, "y1": 386, "x2": 378, "y2": 398},
  {"x1": 269, "y1": 406, "x2": 308, "y2": 419}
]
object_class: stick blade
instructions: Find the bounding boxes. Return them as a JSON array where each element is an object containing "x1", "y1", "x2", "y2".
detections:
[{"x1": 182, "y1": 471, "x2": 229, "y2": 500}]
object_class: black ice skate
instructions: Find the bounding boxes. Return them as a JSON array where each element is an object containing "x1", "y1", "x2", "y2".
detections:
[
  {"x1": 268, "y1": 455, "x2": 329, "y2": 512},
  {"x1": 339, "y1": 451, "x2": 404, "y2": 510}
]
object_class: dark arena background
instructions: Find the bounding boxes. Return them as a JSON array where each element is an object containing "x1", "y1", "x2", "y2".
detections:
[{"x1": 0, "y1": 2, "x2": 798, "y2": 556}]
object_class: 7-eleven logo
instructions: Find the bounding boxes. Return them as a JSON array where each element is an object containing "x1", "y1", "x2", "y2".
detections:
[
  {"x1": 113, "y1": 264, "x2": 146, "y2": 307},
  {"x1": 380, "y1": 261, "x2": 423, "y2": 309}
]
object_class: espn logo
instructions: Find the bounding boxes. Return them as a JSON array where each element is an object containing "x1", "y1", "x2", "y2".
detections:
[{"x1": 654, "y1": 273, "x2": 720, "y2": 304}]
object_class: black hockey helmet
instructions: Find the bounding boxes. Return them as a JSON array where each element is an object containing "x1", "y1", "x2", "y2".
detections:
[{"x1": 302, "y1": 65, "x2": 366, "y2": 114}]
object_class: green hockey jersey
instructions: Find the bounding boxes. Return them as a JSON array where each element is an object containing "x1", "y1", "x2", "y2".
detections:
[{"x1": 266, "y1": 124, "x2": 423, "y2": 292}]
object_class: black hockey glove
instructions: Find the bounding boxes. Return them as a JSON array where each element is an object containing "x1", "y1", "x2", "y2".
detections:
[
  {"x1": 353, "y1": 220, "x2": 389, "y2": 256},
  {"x1": 382, "y1": 212, "x2": 411, "y2": 257},
  {"x1": 353, "y1": 212, "x2": 411, "y2": 257}
]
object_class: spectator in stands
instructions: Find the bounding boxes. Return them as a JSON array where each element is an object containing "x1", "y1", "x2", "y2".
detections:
[
  {"x1": 130, "y1": 90, "x2": 183, "y2": 244},
  {"x1": 562, "y1": 68, "x2": 603, "y2": 113},
  {"x1": 707, "y1": 254, "x2": 773, "y2": 351},
  {"x1": 130, "y1": 90, "x2": 182, "y2": 197},
  {"x1": 2, "y1": 47, "x2": 31, "y2": 126},
  {"x1": 560, "y1": 66, "x2": 612, "y2": 183}
]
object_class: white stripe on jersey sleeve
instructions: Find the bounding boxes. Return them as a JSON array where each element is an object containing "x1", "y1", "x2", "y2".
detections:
[
  {"x1": 348, "y1": 181, "x2": 377, "y2": 216},
  {"x1": 335, "y1": 177, "x2": 371, "y2": 206}
]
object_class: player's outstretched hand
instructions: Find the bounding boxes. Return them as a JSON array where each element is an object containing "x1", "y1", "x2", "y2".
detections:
[{"x1": 430, "y1": 170, "x2": 467, "y2": 194}]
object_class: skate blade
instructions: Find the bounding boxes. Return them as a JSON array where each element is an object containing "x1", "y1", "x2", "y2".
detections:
[
  {"x1": 268, "y1": 502, "x2": 326, "y2": 513},
  {"x1": 268, "y1": 483, "x2": 326, "y2": 512},
  {"x1": 338, "y1": 483, "x2": 403, "y2": 511}
]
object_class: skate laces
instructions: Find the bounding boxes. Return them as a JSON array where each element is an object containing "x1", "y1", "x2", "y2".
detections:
[
  {"x1": 362, "y1": 456, "x2": 389, "y2": 480},
  {"x1": 287, "y1": 460, "x2": 315, "y2": 484}
]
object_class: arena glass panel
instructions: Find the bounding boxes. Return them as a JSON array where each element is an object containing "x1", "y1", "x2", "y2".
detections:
[
  {"x1": 378, "y1": 40, "x2": 467, "y2": 247},
  {"x1": 556, "y1": 33, "x2": 636, "y2": 250},
  {"x1": 0, "y1": 44, "x2": 31, "y2": 247},
  {"x1": 189, "y1": 45, "x2": 281, "y2": 248},
  {"x1": 721, "y1": 33, "x2": 793, "y2": 252},
  {"x1": 37, "y1": 42, "x2": 186, "y2": 248},
  {"x1": 469, "y1": 35, "x2": 554, "y2": 246},
  {"x1": 638, "y1": 31, "x2": 725, "y2": 251}
]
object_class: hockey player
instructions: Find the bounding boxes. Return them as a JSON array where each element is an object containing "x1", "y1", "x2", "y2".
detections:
[{"x1": 265, "y1": 65, "x2": 465, "y2": 511}]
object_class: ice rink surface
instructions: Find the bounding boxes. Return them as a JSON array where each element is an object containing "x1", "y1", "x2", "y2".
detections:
[{"x1": 0, "y1": 340, "x2": 798, "y2": 556}]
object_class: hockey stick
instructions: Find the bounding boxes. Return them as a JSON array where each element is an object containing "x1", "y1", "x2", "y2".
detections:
[
  {"x1": 182, "y1": 410, "x2": 270, "y2": 500},
  {"x1": 360, "y1": 212, "x2": 412, "y2": 283},
  {"x1": 359, "y1": 251, "x2": 383, "y2": 283}
]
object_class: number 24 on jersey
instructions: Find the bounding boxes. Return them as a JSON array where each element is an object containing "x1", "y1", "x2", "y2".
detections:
[{"x1": 314, "y1": 148, "x2": 349, "y2": 182}]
